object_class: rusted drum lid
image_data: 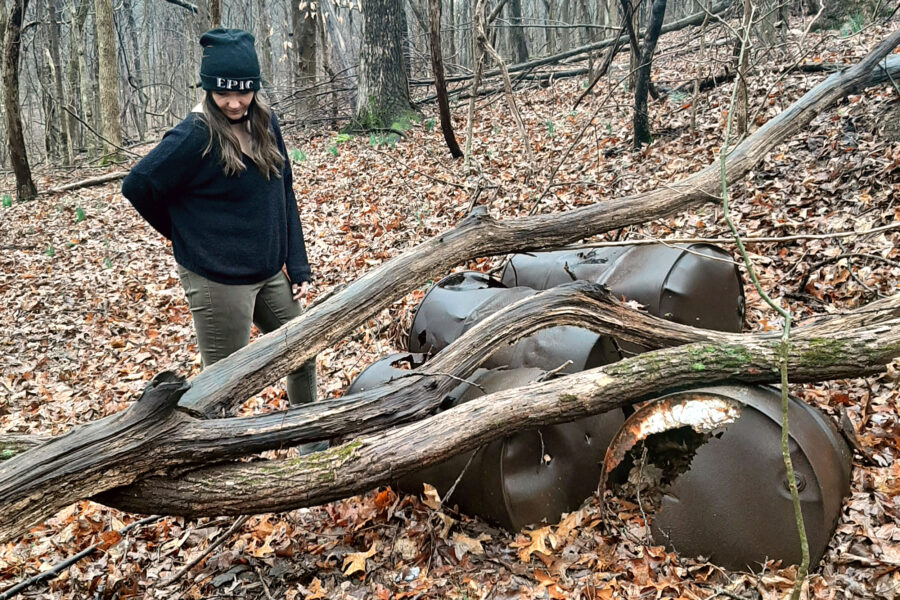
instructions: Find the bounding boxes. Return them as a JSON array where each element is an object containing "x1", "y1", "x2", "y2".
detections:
[
  {"x1": 407, "y1": 271, "x2": 535, "y2": 355},
  {"x1": 407, "y1": 271, "x2": 602, "y2": 373},
  {"x1": 346, "y1": 352, "x2": 486, "y2": 411},
  {"x1": 501, "y1": 244, "x2": 745, "y2": 334},
  {"x1": 500, "y1": 247, "x2": 632, "y2": 289},
  {"x1": 345, "y1": 353, "x2": 426, "y2": 394},
  {"x1": 399, "y1": 368, "x2": 626, "y2": 531},
  {"x1": 641, "y1": 385, "x2": 851, "y2": 570}
]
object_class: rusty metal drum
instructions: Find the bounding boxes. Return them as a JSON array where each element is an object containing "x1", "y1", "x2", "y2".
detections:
[
  {"x1": 396, "y1": 368, "x2": 626, "y2": 531},
  {"x1": 407, "y1": 271, "x2": 536, "y2": 356},
  {"x1": 500, "y1": 244, "x2": 746, "y2": 335},
  {"x1": 407, "y1": 271, "x2": 601, "y2": 373},
  {"x1": 345, "y1": 352, "x2": 427, "y2": 394},
  {"x1": 605, "y1": 384, "x2": 851, "y2": 570},
  {"x1": 345, "y1": 359, "x2": 625, "y2": 531}
]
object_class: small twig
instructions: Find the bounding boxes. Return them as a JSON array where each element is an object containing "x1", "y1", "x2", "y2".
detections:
[
  {"x1": 0, "y1": 516, "x2": 161, "y2": 600},
  {"x1": 415, "y1": 371, "x2": 488, "y2": 393},
  {"x1": 440, "y1": 451, "x2": 478, "y2": 506},
  {"x1": 157, "y1": 515, "x2": 251, "y2": 588},
  {"x1": 254, "y1": 566, "x2": 276, "y2": 600},
  {"x1": 536, "y1": 360, "x2": 574, "y2": 381},
  {"x1": 636, "y1": 445, "x2": 652, "y2": 546}
]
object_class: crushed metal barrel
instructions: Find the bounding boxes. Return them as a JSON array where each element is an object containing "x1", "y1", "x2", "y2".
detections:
[
  {"x1": 602, "y1": 385, "x2": 851, "y2": 571},
  {"x1": 409, "y1": 244, "x2": 745, "y2": 373},
  {"x1": 347, "y1": 362, "x2": 625, "y2": 531}
]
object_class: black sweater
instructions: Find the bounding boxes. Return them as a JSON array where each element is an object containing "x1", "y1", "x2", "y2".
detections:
[{"x1": 121, "y1": 112, "x2": 311, "y2": 285}]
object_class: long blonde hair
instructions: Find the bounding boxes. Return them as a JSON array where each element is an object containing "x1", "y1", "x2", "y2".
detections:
[{"x1": 201, "y1": 91, "x2": 284, "y2": 179}]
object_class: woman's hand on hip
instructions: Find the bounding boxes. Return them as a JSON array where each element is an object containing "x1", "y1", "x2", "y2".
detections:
[{"x1": 292, "y1": 281, "x2": 310, "y2": 302}]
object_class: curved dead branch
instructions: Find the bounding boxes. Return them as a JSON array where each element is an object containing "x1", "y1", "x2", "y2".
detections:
[{"x1": 101, "y1": 317, "x2": 900, "y2": 517}]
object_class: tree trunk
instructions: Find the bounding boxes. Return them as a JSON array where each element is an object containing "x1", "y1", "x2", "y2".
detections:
[
  {"x1": 209, "y1": 0, "x2": 220, "y2": 26},
  {"x1": 255, "y1": 0, "x2": 273, "y2": 87},
  {"x1": 546, "y1": 0, "x2": 557, "y2": 55},
  {"x1": 508, "y1": 0, "x2": 529, "y2": 64},
  {"x1": 45, "y1": 0, "x2": 70, "y2": 162},
  {"x1": 355, "y1": 0, "x2": 416, "y2": 128},
  {"x1": 633, "y1": 0, "x2": 667, "y2": 148},
  {"x1": 94, "y1": 0, "x2": 122, "y2": 159},
  {"x1": 735, "y1": 0, "x2": 751, "y2": 136},
  {"x1": 2, "y1": 0, "x2": 37, "y2": 201},
  {"x1": 447, "y1": 0, "x2": 456, "y2": 72},
  {"x1": 428, "y1": 0, "x2": 463, "y2": 158},
  {"x1": 121, "y1": 0, "x2": 147, "y2": 141},
  {"x1": 1, "y1": 34, "x2": 899, "y2": 543},
  {"x1": 291, "y1": 0, "x2": 317, "y2": 121},
  {"x1": 67, "y1": 0, "x2": 89, "y2": 154}
]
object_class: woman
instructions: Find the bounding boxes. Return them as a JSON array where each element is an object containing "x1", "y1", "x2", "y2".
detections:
[{"x1": 122, "y1": 28, "x2": 316, "y2": 410}]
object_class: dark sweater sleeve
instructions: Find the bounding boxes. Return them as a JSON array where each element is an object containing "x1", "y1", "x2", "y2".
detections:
[
  {"x1": 121, "y1": 117, "x2": 205, "y2": 240},
  {"x1": 272, "y1": 116, "x2": 311, "y2": 284}
]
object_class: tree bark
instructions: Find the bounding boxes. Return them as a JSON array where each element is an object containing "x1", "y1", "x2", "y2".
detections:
[
  {"x1": 3, "y1": 0, "x2": 37, "y2": 201},
  {"x1": 355, "y1": 0, "x2": 416, "y2": 128},
  {"x1": 94, "y1": 0, "x2": 122, "y2": 159},
  {"x1": 507, "y1": 0, "x2": 529, "y2": 64},
  {"x1": 1, "y1": 33, "x2": 899, "y2": 543},
  {"x1": 67, "y1": 0, "x2": 90, "y2": 154},
  {"x1": 255, "y1": 0, "x2": 273, "y2": 87},
  {"x1": 291, "y1": 0, "x2": 317, "y2": 120},
  {"x1": 633, "y1": 0, "x2": 667, "y2": 148},
  {"x1": 428, "y1": 0, "x2": 462, "y2": 158},
  {"x1": 121, "y1": 0, "x2": 147, "y2": 142},
  {"x1": 44, "y1": 0, "x2": 70, "y2": 162},
  {"x1": 101, "y1": 316, "x2": 900, "y2": 517},
  {"x1": 208, "y1": 0, "x2": 220, "y2": 26}
]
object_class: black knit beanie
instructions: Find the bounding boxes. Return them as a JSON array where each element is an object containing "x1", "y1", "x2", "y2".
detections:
[{"x1": 199, "y1": 28, "x2": 260, "y2": 92}]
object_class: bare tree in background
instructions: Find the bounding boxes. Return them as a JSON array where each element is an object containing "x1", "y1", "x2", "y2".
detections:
[
  {"x1": 633, "y1": 0, "x2": 666, "y2": 148},
  {"x1": 291, "y1": 0, "x2": 317, "y2": 121},
  {"x1": 356, "y1": 0, "x2": 415, "y2": 128},
  {"x1": 3, "y1": 0, "x2": 38, "y2": 200},
  {"x1": 94, "y1": 0, "x2": 122, "y2": 159},
  {"x1": 428, "y1": 0, "x2": 462, "y2": 157}
]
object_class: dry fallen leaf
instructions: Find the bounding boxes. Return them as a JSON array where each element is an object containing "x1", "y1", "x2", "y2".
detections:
[
  {"x1": 421, "y1": 483, "x2": 442, "y2": 509},
  {"x1": 513, "y1": 527, "x2": 553, "y2": 562},
  {"x1": 342, "y1": 541, "x2": 379, "y2": 576},
  {"x1": 452, "y1": 532, "x2": 490, "y2": 558}
]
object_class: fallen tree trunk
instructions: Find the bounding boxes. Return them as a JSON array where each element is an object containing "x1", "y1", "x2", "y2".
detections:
[
  {"x1": 1, "y1": 33, "x2": 898, "y2": 543},
  {"x1": 100, "y1": 315, "x2": 900, "y2": 517},
  {"x1": 2, "y1": 282, "x2": 899, "y2": 541},
  {"x1": 4, "y1": 291, "x2": 899, "y2": 460}
]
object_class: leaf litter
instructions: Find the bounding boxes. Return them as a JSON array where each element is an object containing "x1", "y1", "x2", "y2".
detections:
[{"x1": 1, "y1": 21, "x2": 899, "y2": 600}]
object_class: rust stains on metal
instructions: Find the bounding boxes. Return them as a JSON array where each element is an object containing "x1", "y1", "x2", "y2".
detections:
[
  {"x1": 601, "y1": 385, "x2": 852, "y2": 571},
  {"x1": 601, "y1": 393, "x2": 743, "y2": 482}
]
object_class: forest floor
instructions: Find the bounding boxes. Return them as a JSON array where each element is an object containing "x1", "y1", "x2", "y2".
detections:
[{"x1": 2, "y1": 19, "x2": 900, "y2": 600}]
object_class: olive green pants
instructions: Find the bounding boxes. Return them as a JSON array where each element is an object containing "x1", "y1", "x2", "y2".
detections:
[{"x1": 177, "y1": 265, "x2": 316, "y2": 406}]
